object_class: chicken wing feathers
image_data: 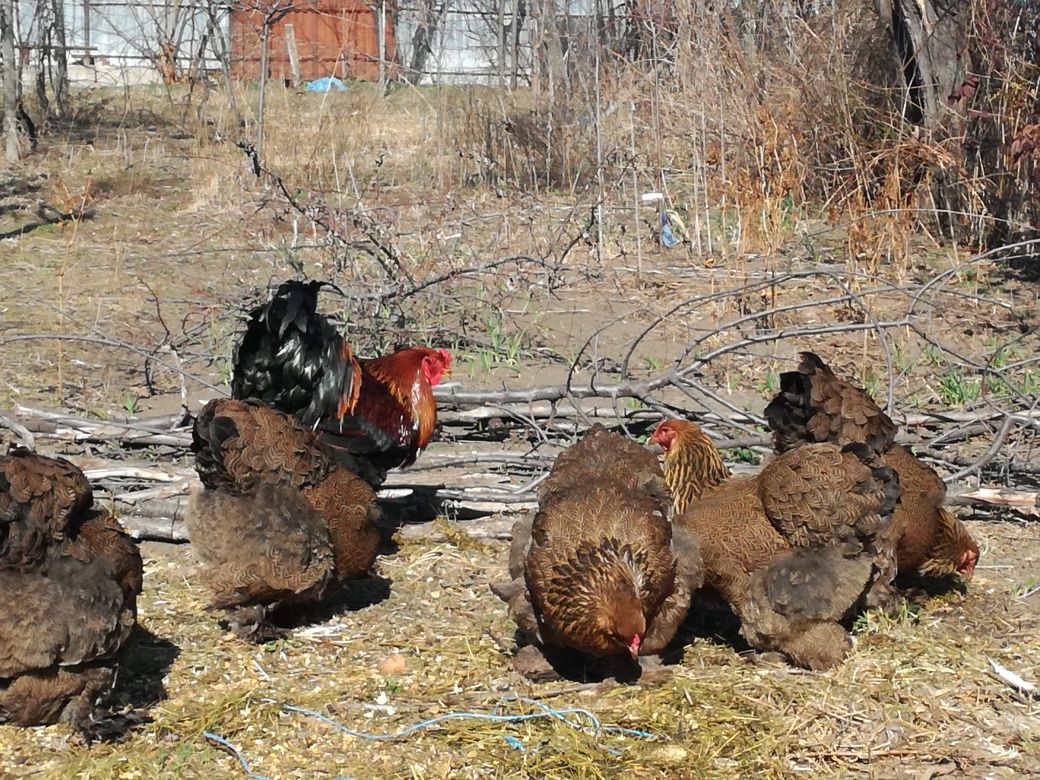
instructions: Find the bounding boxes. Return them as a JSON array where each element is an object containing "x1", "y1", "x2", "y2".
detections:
[
  {"x1": 186, "y1": 484, "x2": 335, "y2": 610},
  {"x1": 757, "y1": 442, "x2": 899, "y2": 556},
  {"x1": 0, "y1": 450, "x2": 93, "y2": 567},
  {"x1": 765, "y1": 351, "x2": 898, "y2": 454},
  {"x1": 765, "y1": 351, "x2": 978, "y2": 581}
]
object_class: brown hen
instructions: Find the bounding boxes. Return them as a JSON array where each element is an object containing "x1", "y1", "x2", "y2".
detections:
[
  {"x1": 491, "y1": 425, "x2": 702, "y2": 678},
  {"x1": 764, "y1": 351, "x2": 980, "y2": 581},
  {"x1": 188, "y1": 399, "x2": 380, "y2": 640},
  {"x1": 651, "y1": 420, "x2": 898, "y2": 670},
  {"x1": 0, "y1": 450, "x2": 143, "y2": 733}
]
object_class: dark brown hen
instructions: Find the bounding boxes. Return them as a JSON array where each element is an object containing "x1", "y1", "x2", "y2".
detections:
[
  {"x1": 491, "y1": 425, "x2": 702, "y2": 678},
  {"x1": 187, "y1": 485, "x2": 335, "y2": 639},
  {"x1": 188, "y1": 399, "x2": 380, "y2": 640},
  {"x1": 0, "y1": 450, "x2": 92, "y2": 566},
  {"x1": 764, "y1": 351, "x2": 980, "y2": 581},
  {"x1": 652, "y1": 420, "x2": 898, "y2": 670},
  {"x1": 0, "y1": 451, "x2": 142, "y2": 733}
]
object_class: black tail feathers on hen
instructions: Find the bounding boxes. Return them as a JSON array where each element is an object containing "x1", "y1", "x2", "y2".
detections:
[
  {"x1": 764, "y1": 351, "x2": 897, "y2": 455},
  {"x1": 191, "y1": 402, "x2": 244, "y2": 492},
  {"x1": 231, "y1": 280, "x2": 356, "y2": 428},
  {"x1": 763, "y1": 369, "x2": 814, "y2": 453}
]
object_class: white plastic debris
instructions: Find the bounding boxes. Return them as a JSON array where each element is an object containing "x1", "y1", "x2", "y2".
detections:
[{"x1": 987, "y1": 657, "x2": 1037, "y2": 695}]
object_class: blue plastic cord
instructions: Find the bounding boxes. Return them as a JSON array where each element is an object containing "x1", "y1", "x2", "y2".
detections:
[
  {"x1": 204, "y1": 699, "x2": 654, "y2": 777},
  {"x1": 203, "y1": 731, "x2": 271, "y2": 780},
  {"x1": 282, "y1": 697, "x2": 654, "y2": 741}
]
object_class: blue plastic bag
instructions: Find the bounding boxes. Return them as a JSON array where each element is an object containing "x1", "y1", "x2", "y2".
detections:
[{"x1": 305, "y1": 76, "x2": 348, "y2": 92}]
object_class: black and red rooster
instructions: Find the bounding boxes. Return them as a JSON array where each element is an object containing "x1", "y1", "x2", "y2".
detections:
[{"x1": 231, "y1": 280, "x2": 453, "y2": 487}]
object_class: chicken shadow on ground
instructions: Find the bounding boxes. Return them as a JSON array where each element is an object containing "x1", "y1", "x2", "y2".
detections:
[
  {"x1": 94, "y1": 624, "x2": 180, "y2": 742},
  {"x1": 274, "y1": 573, "x2": 394, "y2": 631},
  {"x1": 376, "y1": 485, "x2": 458, "y2": 530},
  {"x1": 493, "y1": 624, "x2": 691, "y2": 686},
  {"x1": 677, "y1": 588, "x2": 750, "y2": 655},
  {"x1": 503, "y1": 641, "x2": 670, "y2": 685},
  {"x1": 894, "y1": 572, "x2": 970, "y2": 603}
]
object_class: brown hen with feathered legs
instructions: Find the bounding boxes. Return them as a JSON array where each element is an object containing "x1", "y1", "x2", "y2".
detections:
[
  {"x1": 0, "y1": 450, "x2": 143, "y2": 735},
  {"x1": 651, "y1": 420, "x2": 898, "y2": 670},
  {"x1": 764, "y1": 351, "x2": 980, "y2": 582},
  {"x1": 188, "y1": 399, "x2": 380, "y2": 641},
  {"x1": 491, "y1": 425, "x2": 703, "y2": 681}
]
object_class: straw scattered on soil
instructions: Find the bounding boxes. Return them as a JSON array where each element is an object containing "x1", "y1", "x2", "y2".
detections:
[{"x1": 0, "y1": 518, "x2": 1036, "y2": 780}]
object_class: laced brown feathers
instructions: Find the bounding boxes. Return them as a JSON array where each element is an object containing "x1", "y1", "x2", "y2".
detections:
[
  {"x1": 764, "y1": 351, "x2": 898, "y2": 454},
  {"x1": 0, "y1": 451, "x2": 143, "y2": 733},
  {"x1": 188, "y1": 399, "x2": 380, "y2": 641},
  {"x1": 651, "y1": 419, "x2": 899, "y2": 670},
  {"x1": 765, "y1": 351, "x2": 979, "y2": 582},
  {"x1": 492, "y1": 424, "x2": 702, "y2": 675}
]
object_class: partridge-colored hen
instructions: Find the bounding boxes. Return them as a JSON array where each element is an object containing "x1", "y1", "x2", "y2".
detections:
[
  {"x1": 0, "y1": 451, "x2": 142, "y2": 733},
  {"x1": 188, "y1": 399, "x2": 380, "y2": 640},
  {"x1": 765, "y1": 351, "x2": 979, "y2": 581},
  {"x1": 492, "y1": 424, "x2": 702, "y2": 677},
  {"x1": 653, "y1": 420, "x2": 898, "y2": 670}
]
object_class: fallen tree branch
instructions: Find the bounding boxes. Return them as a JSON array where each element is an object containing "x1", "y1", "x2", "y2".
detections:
[
  {"x1": 395, "y1": 516, "x2": 515, "y2": 542},
  {"x1": 113, "y1": 509, "x2": 190, "y2": 542},
  {"x1": 435, "y1": 391, "x2": 1040, "y2": 427},
  {"x1": 84, "y1": 466, "x2": 184, "y2": 482},
  {"x1": 14, "y1": 406, "x2": 192, "y2": 447},
  {"x1": 0, "y1": 200, "x2": 96, "y2": 240},
  {"x1": 101, "y1": 463, "x2": 1039, "y2": 547},
  {"x1": 0, "y1": 414, "x2": 35, "y2": 450},
  {"x1": 950, "y1": 487, "x2": 1039, "y2": 517},
  {"x1": 914, "y1": 447, "x2": 1040, "y2": 476}
]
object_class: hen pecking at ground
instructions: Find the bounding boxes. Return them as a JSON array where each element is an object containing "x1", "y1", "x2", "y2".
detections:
[{"x1": 491, "y1": 424, "x2": 703, "y2": 681}]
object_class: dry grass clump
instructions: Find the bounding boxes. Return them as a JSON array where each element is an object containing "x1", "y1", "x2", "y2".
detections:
[
  {"x1": 0, "y1": 518, "x2": 1036, "y2": 779},
  {"x1": 433, "y1": 0, "x2": 1039, "y2": 264}
]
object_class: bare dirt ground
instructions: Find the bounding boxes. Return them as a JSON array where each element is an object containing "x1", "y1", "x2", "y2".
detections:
[{"x1": 0, "y1": 87, "x2": 1038, "y2": 778}]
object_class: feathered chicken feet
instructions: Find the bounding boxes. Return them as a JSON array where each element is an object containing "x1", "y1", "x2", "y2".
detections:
[
  {"x1": 511, "y1": 644, "x2": 564, "y2": 682},
  {"x1": 221, "y1": 606, "x2": 288, "y2": 643},
  {"x1": 777, "y1": 623, "x2": 853, "y2": 671}
]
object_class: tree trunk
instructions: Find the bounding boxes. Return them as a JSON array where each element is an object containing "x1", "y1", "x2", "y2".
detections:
[
  {"x1": 406, "y1": 0, "x2": 448, "y2": 84},
  {"x1": 51, "y1": 0, "x2": 69, "y2": 116},
  {"x1": 874, "y1": 0, "x2": 970, "y2": 240},
  {"x1": 874, "y1": 0, "x2": 968, "y2": 129},
  {"x1": 256, "y1": 20, "x2": 271, "y2": 154},
  {"x1": 31, "y1": 0, "x2": 51, "y2": 121},
  {"x1": 0, "y1": 0, "x2": 18, "y2": 163},
  {"x1": 205, "y1": 4, "x2": 240, "y2": 123},
  {"x1": 538, "y1": 0, "x2": 562, "y2": 96}
]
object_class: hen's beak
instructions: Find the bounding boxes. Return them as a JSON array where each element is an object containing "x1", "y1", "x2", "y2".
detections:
[
  {"x1": 958, "y1": 550, "x2": 978, "y2": 580},
  {"x1": 628, "y1": 634, "x2": 641, "y2": 661}
]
